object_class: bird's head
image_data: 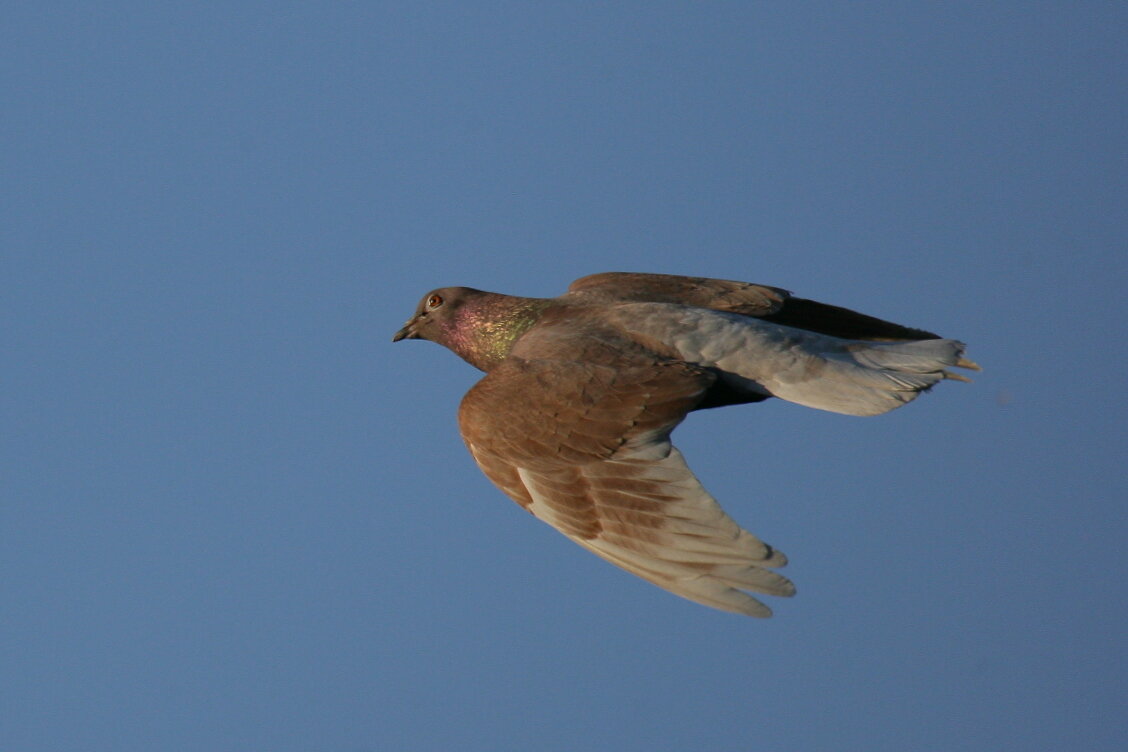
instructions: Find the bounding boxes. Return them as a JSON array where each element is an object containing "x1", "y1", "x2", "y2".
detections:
[
  {"x1": 393, "y1": 286, "x2": 549, "y2": 370},
  {"x1": 391, "y1": 286, "x2": 473, "y2": 346}
]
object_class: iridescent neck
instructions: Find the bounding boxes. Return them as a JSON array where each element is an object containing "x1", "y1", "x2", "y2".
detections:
[{"x1": 444, "y1": 295, "x2": 549, "y2": 370}]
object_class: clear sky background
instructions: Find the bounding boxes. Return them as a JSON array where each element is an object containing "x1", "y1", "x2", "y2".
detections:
[{"x1": 5, "y1": 3, "x2": 1126, "y2": 751}]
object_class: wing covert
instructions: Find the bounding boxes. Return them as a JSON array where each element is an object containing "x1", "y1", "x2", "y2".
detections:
[{"x1": 566, "y1": 271, "x2": 789, "y2": 316}]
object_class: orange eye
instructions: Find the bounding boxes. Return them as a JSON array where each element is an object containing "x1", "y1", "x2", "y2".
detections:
[{"x1": 426, "y1": 294, "x2": 444, "y2": 309}]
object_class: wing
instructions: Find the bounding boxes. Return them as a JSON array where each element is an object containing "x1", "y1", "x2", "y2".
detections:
[
  {"x1": 457, "y1": 329, "x2": 795, "y2": 617},
  {"x1": 568, "y1": 271, "x2": 942, "y2": 341},
  {"x1": 567, "y1": 271, "x2": 788, "y2": 316}
]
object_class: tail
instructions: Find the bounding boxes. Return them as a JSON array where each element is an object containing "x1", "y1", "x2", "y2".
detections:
[
  {"x1": 613, "y1": 303, "x2": 979, "y2": 418},
  {"x1": 767, "y1": 337, "x2": 979, "y2": 416}
]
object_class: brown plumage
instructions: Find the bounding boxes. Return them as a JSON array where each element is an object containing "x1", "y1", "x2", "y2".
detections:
[{"x1": 393, "y1": 272, "x2": 978, "y2": 616}]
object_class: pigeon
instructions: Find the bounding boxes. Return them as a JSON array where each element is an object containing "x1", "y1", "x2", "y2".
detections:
[{"x1": 393, "y1": 272, "x2": 978, "y2": 617}]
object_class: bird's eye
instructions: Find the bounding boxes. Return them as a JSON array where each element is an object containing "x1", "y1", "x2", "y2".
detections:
[{"x1": 426, "y1": 294, "x2": 444, "y2": 309}]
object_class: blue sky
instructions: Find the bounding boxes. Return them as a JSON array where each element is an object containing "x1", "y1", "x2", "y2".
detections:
[{"x1": 4, "y1": 3, "x2": 1126, "y2": 750}]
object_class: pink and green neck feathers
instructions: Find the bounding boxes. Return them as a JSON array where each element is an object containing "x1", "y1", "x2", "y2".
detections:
[{"x1": 441, "y1": 294, "x2": 550, "y2": 371}]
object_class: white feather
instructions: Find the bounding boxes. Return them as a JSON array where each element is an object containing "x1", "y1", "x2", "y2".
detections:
[
  {"x1": 515, "y1": 443, "x2": 793, "y2": 617},
  {"x1": 610, "y1": 303, "x2": 967, "y2": 416}
]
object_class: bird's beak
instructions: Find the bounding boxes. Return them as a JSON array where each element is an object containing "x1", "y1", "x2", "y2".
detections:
[{"x1": 392, "y1": 318, "x2": 418, "y2": 342}]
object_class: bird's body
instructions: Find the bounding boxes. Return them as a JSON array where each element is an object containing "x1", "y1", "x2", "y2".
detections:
[{"x1": 393, "y1": 272, "x2": 977, "y2": 616}]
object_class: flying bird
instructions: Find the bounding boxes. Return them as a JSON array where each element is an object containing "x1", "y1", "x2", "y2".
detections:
[{"x1": 393, "y1": 272, "x2": 977, "y2": 616}]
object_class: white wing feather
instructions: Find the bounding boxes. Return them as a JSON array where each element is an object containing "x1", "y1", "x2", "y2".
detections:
[{"x1": 515, "y1": 440, "x2": 794, "y2": 617}]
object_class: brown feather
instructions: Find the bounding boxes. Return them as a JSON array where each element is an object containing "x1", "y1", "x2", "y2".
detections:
[{"x1": 567, "y1": 271, "x2": 788, "y2": 315}]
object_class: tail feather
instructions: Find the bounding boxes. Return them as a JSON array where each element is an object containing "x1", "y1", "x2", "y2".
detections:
[
  {"x1": 612, "y1": 303, "x2": 977, "y2": 418},
  {"x1": 741, "y1": 336, "x2": 973, "y2": 416},
  {"x1": 789, "y1": 338, "x2": 972, "y2": 415}
]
